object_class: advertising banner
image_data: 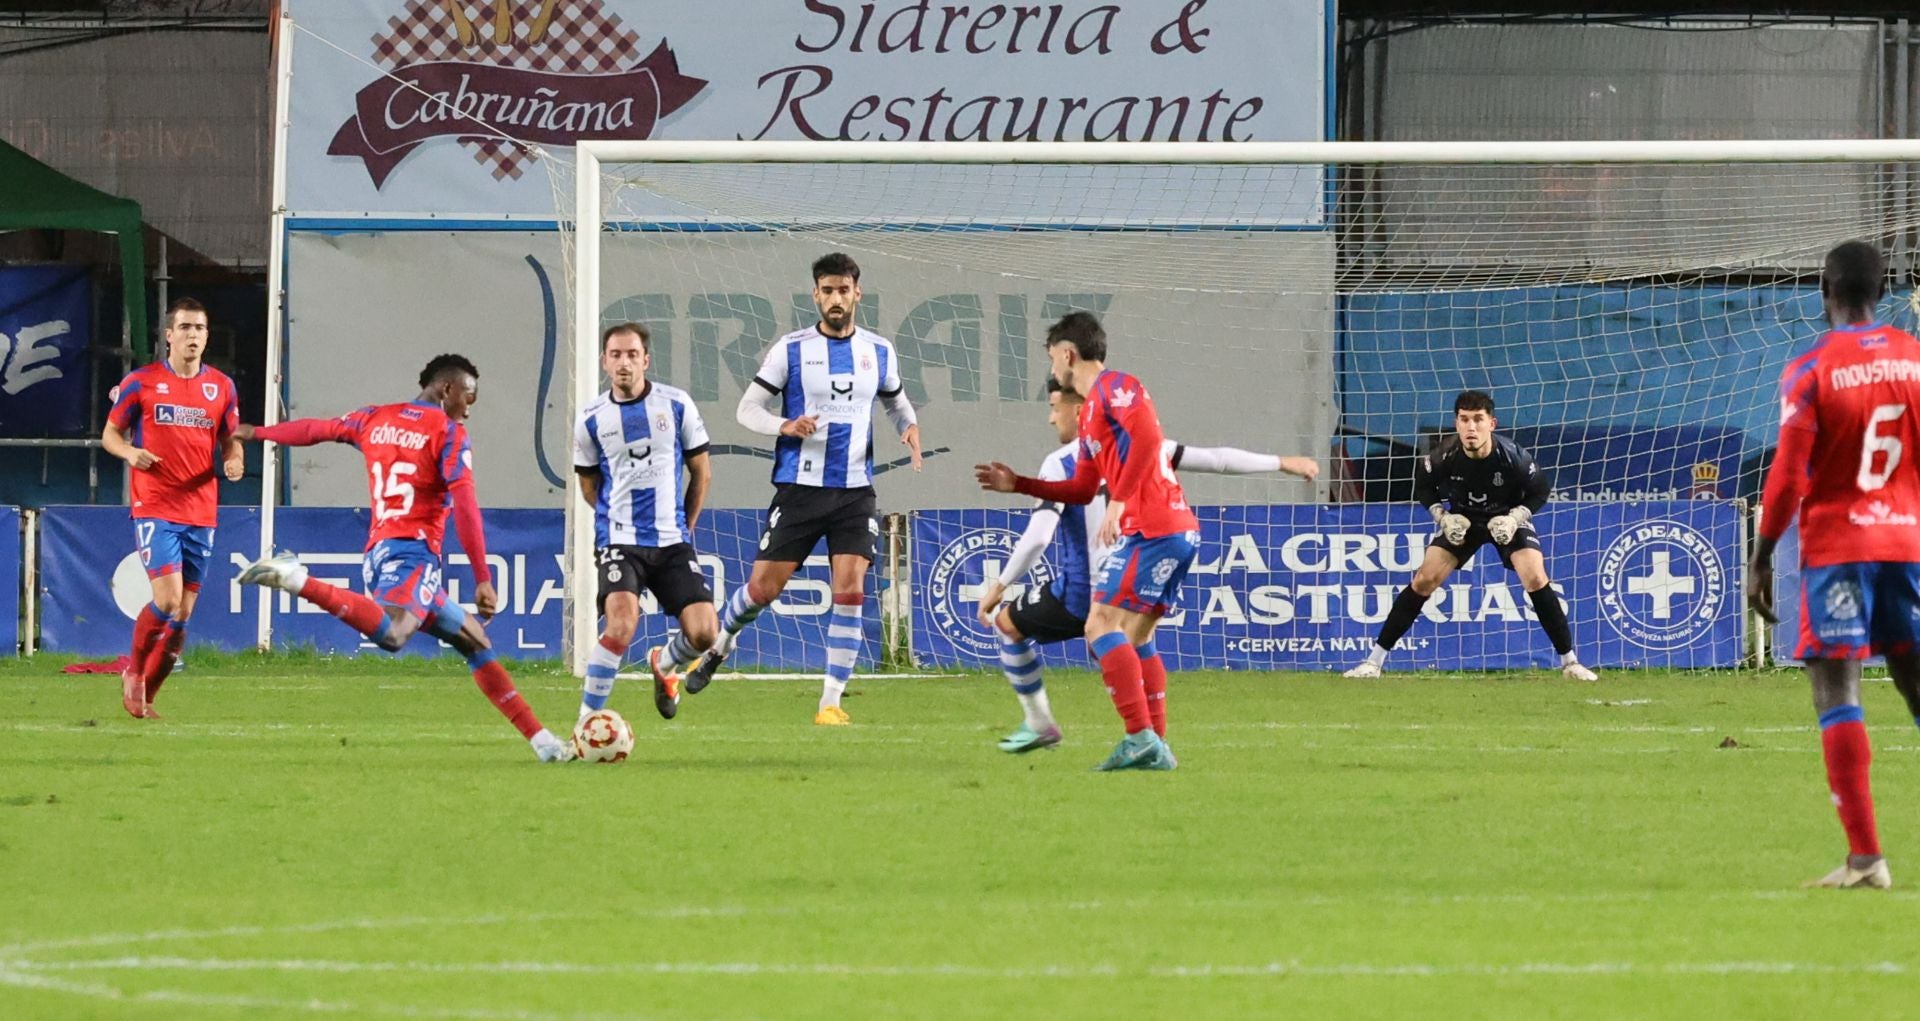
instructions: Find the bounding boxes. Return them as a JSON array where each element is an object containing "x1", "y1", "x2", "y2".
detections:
[
  {"x1": 912, "y1": 501, "x2": 1745, "y2": 671},
  {"x1": 0, "y1": 265, "x2": 91, "y2": 437},
  {"x1": 36, "y1": 505, "x2": 875, "y2": 667},
  {"x1": 284, "y1": 0, "x2": 1329, "y2": 222}
]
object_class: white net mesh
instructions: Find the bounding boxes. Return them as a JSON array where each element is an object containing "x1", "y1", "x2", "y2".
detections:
[{"x1": 552, "y1": 151, "x2": 1920, "y2": 675}]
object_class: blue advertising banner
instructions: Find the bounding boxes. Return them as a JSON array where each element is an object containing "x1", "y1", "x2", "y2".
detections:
[
  {"x1": 36, "y1": 505, "x2": 879, "y2": 666},
  {"x1": 912, "y1": 501, "x2": 1744, "y2": 671},
  {"x1": 0, "y1": 507, "x2": 18, "y2": 653},
  {"x1": 0, "y1": 265, "x2": 91, "y2": 436}
]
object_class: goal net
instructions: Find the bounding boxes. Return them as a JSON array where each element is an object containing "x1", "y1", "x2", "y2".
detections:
[{"x1": 552, "y1": 141, "x2": 1920, "y2": 677}]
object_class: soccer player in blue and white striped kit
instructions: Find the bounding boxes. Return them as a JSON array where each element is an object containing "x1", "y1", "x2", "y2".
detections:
[
  {"x1": 573, "y1": 322, "x2": 717, "y2": 723},
  {"x1": 682, "y1": 253, "x2": 922, "y2": 725}
]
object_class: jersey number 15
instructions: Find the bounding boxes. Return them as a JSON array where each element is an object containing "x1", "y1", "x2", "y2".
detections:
[{"x1": 370, "y1": 461, "x2": 417, "y2": 522}]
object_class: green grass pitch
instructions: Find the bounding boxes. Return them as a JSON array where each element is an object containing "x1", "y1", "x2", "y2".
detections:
[{"x1": 4, "y1": 655, "x2": 1920, "y2": 1019}]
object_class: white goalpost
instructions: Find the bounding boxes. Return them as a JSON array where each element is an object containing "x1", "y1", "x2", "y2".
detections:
[{"x1": 560, "y1": 138, "x2": 1920, "y2": 677}]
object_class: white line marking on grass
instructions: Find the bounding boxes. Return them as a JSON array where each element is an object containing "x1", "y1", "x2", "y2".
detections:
[{"x1": 9, "y1": 954, "x2": 1908, "y2": 982}]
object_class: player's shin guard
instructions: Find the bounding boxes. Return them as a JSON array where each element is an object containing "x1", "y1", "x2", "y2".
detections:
[
  {"x1": 1137, "y1": 639, "x2": 1168, "y2": 737},
  {"x1": 1528, "y1": 585, "x2": 1575, "y2": 656},
  {"x1": 720, "y1": 584, "x2": 770, "y2": 642},
  {"x1": 128, "y1": 603, "x2": 170, "y2": 678},
  {"x1": 1375, "y1": 586, "x2": 1430, "y2": 655},
  {"x1": 1090, "y1": 631, "x2": 1151, "y2": 734},
  {"x1": 583, "y1": 635, "x2": 625, "y2": 712},
  {"x1": 469, "y1": 648, "x2": 542, "y2": 740},
  {"x1": 298, "y1": 577, "x2": 394, "y2": 645},
  {"x1": 999, "y1": 638, "x2": 1053, "y2": 729},
  {"x1": 142, "y1": 619, "x2": 187, "y2": 701},
  {"x1": 1819, "y1": 705, "x2": 1880, "y2": 857},
  {"x1": 822, "y1": 594, "x2": 862, "y2": 710},
  {"x1": 663, "y1": 631, "x2": 701, "y2": 668}
]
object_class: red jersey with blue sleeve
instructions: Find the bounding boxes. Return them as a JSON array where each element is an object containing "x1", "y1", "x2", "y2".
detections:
[
  {"x1": 106, "y1": 361, "x2": 239, "y2": 528},
  {"x1": 254, "y1": 400, "x2": 475, "y2": 555},
  {"x1": 1017, "y1": 369, "x2": 1198, "y2": 538},
  {"x1": 1762, "y1": 321, "x2": 1920, "y2": 567}
]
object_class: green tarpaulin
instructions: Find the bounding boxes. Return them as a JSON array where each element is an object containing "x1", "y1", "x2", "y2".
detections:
[{"x1": 0, "y1": 139, "x2": 146, "y2": 358}]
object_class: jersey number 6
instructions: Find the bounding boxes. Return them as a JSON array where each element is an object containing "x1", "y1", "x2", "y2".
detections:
[{"x1": 1858, "y1": 403, "x2": 1908, "y2": 492}]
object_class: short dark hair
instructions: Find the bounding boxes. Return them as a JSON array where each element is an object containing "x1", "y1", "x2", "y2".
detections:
[
  {"x1": 1044, "y1": 311, "x2": 1106, "y2": 362},
  {"x1": 419, "y1": 353, "x2": 480, "y2": 390},
  {"x1": 1454, "y1": 390, "x2": 1495, "y2": 416},
  {"x1": 165, "y1": 297, "x2": 207, "y2": 328},
  {"x1": 811, "y1": 252, "x2": 861, "y2": 283},
  {"x1": 1822, "y1": 240, "x2": 1886, "y2": 313},
  {"x1": 601, "y1": 322, "x2": 650, "y2": 354},
  {"x1": 1045, "y1": 376, "x2": 1083, "y2": 401}
]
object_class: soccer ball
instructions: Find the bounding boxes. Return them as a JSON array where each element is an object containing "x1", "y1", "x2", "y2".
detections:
[{"x1": 572, "y1": 709, "x2": 634, "y2": 763}]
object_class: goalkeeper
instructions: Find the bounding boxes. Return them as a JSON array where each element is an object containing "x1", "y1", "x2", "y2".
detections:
[{"x1": 1343, "y1": 390, "x2": 1598, "y2": 681}]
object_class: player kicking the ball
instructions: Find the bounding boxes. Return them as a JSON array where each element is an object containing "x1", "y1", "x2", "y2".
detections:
[
  {"x1": 1342, "y1": 390, "x2": 1596, "y2": 681},
  {"x1": 681, "y1": 253, "x2": 922, "y2": 725},
  {"x1": 572, "y1": 322, "x2": 717, "y2": 723},
  {"x1": 976, "y1": 312, "x2": 1196, "y2": 771},
  {"x1": 1750, "y1": 240, "x2": 1920, "y2": 890},
  {"x1": 977, "y1": 376, "x2": 1319, "y2": 753},
  {"x1": 234, "y1": 354, "x2": 574, "y2": 762},
  {"x1": 101, "y1": 297, "x2": 244, "y2": 719}
]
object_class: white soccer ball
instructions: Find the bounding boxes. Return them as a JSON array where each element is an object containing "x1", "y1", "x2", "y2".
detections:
[{"x1": 572, "y1": 709, "x2": 634, "y2": 763}]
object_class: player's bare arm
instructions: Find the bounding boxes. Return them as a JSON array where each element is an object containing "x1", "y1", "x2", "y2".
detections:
[
  {"x1": 222, "y1": 436, "x2": 245, "y2": 482},
  {"x1": 1098, "y1": 499, "x2": 1126, "y2": 548},
  {"x1": 902, "y1": 423, "x2": 923, "y2": 470},
  {"x1": 102, "y1": 421, "x2": 160, "y2": 470},
  {"x1": 574, "y1": 468, "x2": 601, "y2": 510},
  {"x1": 683, "y1": 450, "x2": 712, "y2": 533}
]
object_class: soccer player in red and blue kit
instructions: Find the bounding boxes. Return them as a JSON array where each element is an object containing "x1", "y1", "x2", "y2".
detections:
[
  {"x1": 976, "y1": 312, "x2": 1195, "y2": 771},
  {"x1": 101, "y1": 297, "x2": 243, "y2": 719},
  {"x1": 1750, "y1": 241, "x2": 1920, "y2": 889},
  {"x1": 233, "y1": 354, "x2": 574, "y2": 762}
]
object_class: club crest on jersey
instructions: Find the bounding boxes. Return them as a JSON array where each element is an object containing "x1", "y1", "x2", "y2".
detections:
[
  {"x1": 860, "y1": 353, "x2": 873, "y2": 371},
  {"x1": 202, "y1": 382, "x2": 219, "y2": 401},
  {"x1": 1492, "y1": 472, "x2": 1504, "y2": 487},
  {"x1": 1825, "y1": 580, "x2": 1863, "y2": 621},
  {"x1": 655, "y1": 413, "x2": 669, "y2": 432}
]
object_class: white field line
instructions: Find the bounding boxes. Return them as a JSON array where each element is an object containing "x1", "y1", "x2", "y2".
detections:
[{"x1": 6, "y1": 953, "x2": 1909, "y2": 982}]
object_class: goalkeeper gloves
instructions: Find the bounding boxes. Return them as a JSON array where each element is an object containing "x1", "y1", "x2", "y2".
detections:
[
  {"x1": 1488, "y1": 506, "x2": 1532, "y2": 545},
  {"x1": 1430, "y1": 504, "x2": 1471, "y2": 545}
]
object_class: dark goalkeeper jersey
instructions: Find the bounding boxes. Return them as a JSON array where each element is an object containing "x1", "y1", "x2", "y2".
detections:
[{"x1": 1413, "y1": 435, "x2": 1551, "y2": 522}]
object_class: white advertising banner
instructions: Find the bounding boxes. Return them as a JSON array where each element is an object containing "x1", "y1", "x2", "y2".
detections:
[
  {"x1": 283, "y1": 229, "x2": 1335, "y2": 511},
  {"x1": 283, "y1": 0, "x2": 1330, "y2": 221}
]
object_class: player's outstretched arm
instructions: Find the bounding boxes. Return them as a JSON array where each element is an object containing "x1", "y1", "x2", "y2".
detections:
[
  {"x1": 1172, "y1": 442, "x2": 1320, "y2": 480},
  {"x1": 978, "y1": 505, "x2": 1061, "y2": 625},
  {"x1": 977, "y1": 456, "x2": 1101, "y2": 505},
  {"x1": 237, "y1": 417, "x2": 357, "y2": 447}
]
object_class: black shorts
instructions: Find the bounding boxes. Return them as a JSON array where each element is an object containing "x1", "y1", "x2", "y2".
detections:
[
  {"x1": 758, "y1": 484, "x2": 879, "y2": 563},
  {"x1": 1430, "y1": 523, "x2": 1542, "y2": 571},
  {"x1": 596, "y1": 543, "x2": 714, "y2": 618},
  {"x1": 1005, "y1": 583, "x2": 1087, "y2": 645}
]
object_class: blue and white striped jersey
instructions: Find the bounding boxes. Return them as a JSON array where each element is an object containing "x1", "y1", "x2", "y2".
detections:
[
  {"x1": 573, "y1": 382, "x2": 710, "y2": 548},
  {"x1": 1038, "y1": 438, "x2": 1188, "y2": 618},
  {"x1": 752, "y1": 326, "x2": 904, "y2": 489}
]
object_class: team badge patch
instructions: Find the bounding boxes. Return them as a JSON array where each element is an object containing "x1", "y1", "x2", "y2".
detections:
[{"x1": 203, "y1": 382, "x2": 219, "y2": 401}]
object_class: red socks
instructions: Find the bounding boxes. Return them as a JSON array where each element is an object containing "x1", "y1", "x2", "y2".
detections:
[
  {"x1": 1819, "y1": 710, "x2": 1879, "y2": 857},
  {"x1": 1139, "y1": 644, "x2": 1168, "y2": 738},
  {"x1": 472, "y1": 655, "x2": 542, "y2": 739},
  {"x1": 299, "y1": 577, "x2": 391, "y2": 639},
  {"x1": 143, "y1": 622, "x2": 186, "y2": 700},
  {"x1": 1089, "y1": 632, "x2": 1150, "y2": 733},
  {"x1": 128, "y1": 603, "x2": 168, "y2": 679}
]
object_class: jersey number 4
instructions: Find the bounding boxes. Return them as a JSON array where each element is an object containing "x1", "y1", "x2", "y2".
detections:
[
  {"x1": 370, "y1": 462, "x2": 417, "y2": 522},
  {"x1": 1858, "y1": 403, "x2": 1909, "y2": 491}
]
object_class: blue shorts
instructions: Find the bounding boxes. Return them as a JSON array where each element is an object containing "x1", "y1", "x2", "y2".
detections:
[
  {"x1": 1796, "y1": 561, "x2": 1920, "y2": 660},
  {"x1": 1093, "y1": 530, "x2": 1200, "y2": 617},
  {"x1": 134, "y1": 518, "x2": 214, "y2": 588},
  {"x1": 361, "y1": 539, "x2": 451, "y2": 622}
]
